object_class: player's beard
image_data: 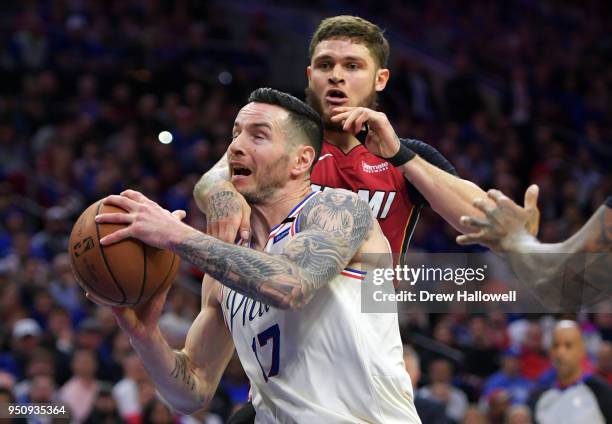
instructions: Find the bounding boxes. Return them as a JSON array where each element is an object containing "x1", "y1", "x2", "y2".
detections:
[
  {"x1": 240, "y1": 154, "x2": 291, "y2": 205},
  {"x1": 305, "y1": 86, "x2": 379, "y2": 133}
]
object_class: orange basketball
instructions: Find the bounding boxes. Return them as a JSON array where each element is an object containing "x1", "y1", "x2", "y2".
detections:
[{"x1": 68, "y1": 200, "x2": 180, "y2": 306}]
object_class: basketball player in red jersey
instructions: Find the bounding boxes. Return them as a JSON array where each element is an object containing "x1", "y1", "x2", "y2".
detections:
[
  {"x1": 194, "y1": 16, "x2": 537, "y2": 423},
  {"x1": 194, "y1": 16, "x2": 536, "y2": 259}
]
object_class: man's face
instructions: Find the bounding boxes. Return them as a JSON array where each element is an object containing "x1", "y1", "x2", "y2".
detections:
[
  {"x1": 306, "y1": 39, "x2": 388, "y2": 131},
  {"x1": 501, "y1": 356, "x2": 520, "y2": 376},
  {"x1": 551, "y1": 327, "x2": 584, "y2": 380},
  {"x1": 30, "y1": 376, "x2": 55, "y2": 403},
  {"x1": 72, "y1": 350, "x2": 98, "y2": 379},
  {"x1": 228, "y1": 103, "x2": 292, "y2": 204}
]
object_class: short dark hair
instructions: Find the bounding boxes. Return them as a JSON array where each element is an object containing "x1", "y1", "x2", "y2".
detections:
[
  {"x1": 310, "y1": 16, "x2": 389, "y2": 69},
  {"x1": 248, "y1": 88, "x2": 323, "y2": 170}
]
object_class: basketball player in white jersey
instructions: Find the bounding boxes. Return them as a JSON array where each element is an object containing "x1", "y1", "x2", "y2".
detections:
[{"x1": 90, "y1": 88, "x2": 421, "y2": 423}]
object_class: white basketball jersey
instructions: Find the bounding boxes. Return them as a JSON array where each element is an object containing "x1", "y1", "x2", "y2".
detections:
[{"x1": 221, "y1": 192, "x2": 421, "y2": 423}]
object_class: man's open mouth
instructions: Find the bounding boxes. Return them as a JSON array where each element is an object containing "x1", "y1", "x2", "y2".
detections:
[
  {"x1": 325, "y1": 89, "x2": 348, "y2": 105},
  {"x1": 232, "y1": 167, "x2": 252, "y2": 177}
]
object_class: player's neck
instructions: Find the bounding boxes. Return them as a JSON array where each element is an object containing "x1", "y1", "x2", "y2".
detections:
[
  {"x1": 324, "y1": 130, "x2": 361, "y2": 154},
  {"x1": 249, "y1": 181, "x2": 312, "y2": 249}
]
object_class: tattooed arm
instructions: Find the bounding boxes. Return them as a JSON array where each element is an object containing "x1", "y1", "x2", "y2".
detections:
[
  {"x1": 97, "y1": 189, "x2": 373, "y2": 309},
  {"x1": 193, "y1": 152, "x2": 252, "y2": 242},
  {"x1": 176, "y1": 189, "x2": 373, "y2": 309},
  {"x1": 128, "y1": 277, "x2": 234, "y2": 414}
]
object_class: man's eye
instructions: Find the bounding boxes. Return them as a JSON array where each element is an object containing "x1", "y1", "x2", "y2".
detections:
[
  {"x1": 347, "y1": 63, "x2": 359, "y2": 70},
  {"x1": 318, "y1": 62, "x2": 331, "y2": 69}
]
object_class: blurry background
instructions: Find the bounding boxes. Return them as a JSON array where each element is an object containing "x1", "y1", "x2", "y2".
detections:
[{"x1": 0, "y1": 0, "x2": 610, "y2": 423}]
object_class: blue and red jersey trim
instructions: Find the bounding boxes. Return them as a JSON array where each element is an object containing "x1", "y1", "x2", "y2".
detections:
[
  {"x1": 268, "y1": 191, "x2": 318, "y2": 243},
  {"x1": 341, "y1": 267, "x2": 367, "y2": 280}
]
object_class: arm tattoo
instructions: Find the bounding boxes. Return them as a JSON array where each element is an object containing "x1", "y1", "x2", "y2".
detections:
[
  {"x1": 293, "y1": 189, "x2": 373, "y2": 287},
  {"x1": 174, "y1": 189, "x2": 373, "y2": 309},
  {"x1": 207, "y1": 191, "x2": 242, "y2": 221},
  {"x1": 171, "y1": 351, "x2": 196, "y2": 392}
]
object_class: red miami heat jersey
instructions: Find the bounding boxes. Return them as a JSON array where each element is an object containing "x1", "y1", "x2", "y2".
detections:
[{"x1": 311, "y1": 141, "x2": 420, "y2": 256}]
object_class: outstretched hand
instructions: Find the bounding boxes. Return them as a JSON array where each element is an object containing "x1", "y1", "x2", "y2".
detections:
[{"x1": 456, "y1": 185, "x2": 541, "y2": 253}]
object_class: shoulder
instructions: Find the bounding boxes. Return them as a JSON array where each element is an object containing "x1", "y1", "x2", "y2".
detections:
[
  {"x1": 585, "y1": 375, "x2": 612, "y2": 398},
  {"x1": 584, "y1": 376, "x2": 612, "y2": 422},
  {"x1": 297, "y1": 189, "x2": 373, "y2": 235},
  {"x1": 400, "y1": 138, "x2": 457, "y2": 176}
]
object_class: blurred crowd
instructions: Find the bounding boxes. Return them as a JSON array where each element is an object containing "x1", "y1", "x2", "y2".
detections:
[{"x1": 0, "y1": 0, "x2": 610, "y2": 423}]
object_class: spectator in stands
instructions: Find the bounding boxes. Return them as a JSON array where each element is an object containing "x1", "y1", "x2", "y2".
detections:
[
  {"x1": 485, "y1": 389, "x2": 512, "y2": 424},
  {"x1": 113, "y1": 352, "x2": 149, "y2": 423},
  {"x1": 482, "y1": 347, "x2": 534, "y2": 404},
  {"x1": 520, "y1": 322, "x2": 550, "y2": 381},
  {"x1": 0, "y1": 386, "x2": 28, "y2": 424},
  {"x1": 58, "y1": 348, "x2": 101, "y2": 422},
  {"x1": 403, "y1": 345, "x2": 449, "y2": 423},
  {"x1": 141, "y1": 397, "x2": 176, "y2": 424},
  {"x1": 418, "y1": 358, "x2": 469, "y2": 422},
  {"x1": 505, "y1": 404, "x2": 533, "y2": 424},
  {"x1": 595, "y1": 341, "x2": 612, "y2": 385},
  {"x1": 13, "y1": 348, "x2": 55, "y2": 402},
  {"x1": 2, "y1": 319, "x2": 43, "y2": 380},
  {"x1": 461, "y1": 406, "x2": 488, "y2": 424},
  {"x1": 27, "y1": 374, "x2": 57, "y2": 404},
  {"x1": 48, "y1": 253, "x2": 84, "y2": 316},
  {"x1": 84, "y1": 383, "x2": 125, "y2": 424}
]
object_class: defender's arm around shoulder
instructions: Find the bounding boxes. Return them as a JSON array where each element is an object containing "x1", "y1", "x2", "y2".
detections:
[
  {"x1": 329, "y1": 106, "x2": 510, "y2": 235},
  {"x1": 193, "y1": 152, "x2": 252, "y2": 243}
]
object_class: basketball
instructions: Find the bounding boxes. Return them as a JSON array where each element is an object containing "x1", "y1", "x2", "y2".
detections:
[{"x1": 68, "y1": 200, "x2": 180, "y2": 306}]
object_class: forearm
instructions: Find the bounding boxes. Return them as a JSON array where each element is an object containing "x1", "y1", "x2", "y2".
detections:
[
  {"x1": 510, "y1": 204, "x2": 610, "y2": 272},
  {"x1": 171, "y1": 230, "x2": 313, "y2": 309},
  {"x1": 193, "y1": 153, "x2": 230, "y2": 211},
  {"x1": 505, "y1": 205, "x2": 611, "y2": 307},
  {"x1": 505, "y1": 238, "x2": 611, "y2": 309},
  {"x1": 398, "y1": 156, "x2": 489, "y2": 233},
  {"x1": 172, "y1": 189, "x2": 370, "y2": 309},
  {"x1": 505, "y1": 235, "x2": 565, "y2": 288},
  {"x1": 130, "y1": 328, "x2": 211, "y2": 414}
]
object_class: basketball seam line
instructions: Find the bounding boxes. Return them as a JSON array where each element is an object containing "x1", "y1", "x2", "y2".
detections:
[
  {"x1": 136, "y1": 241, "x2": 147, "y2": 305},
  {"x1": 95, "y1": 200, "x2": 128, "y2": 304},
  {"x1": 148, "y1": 252, "x2": 178, "y2": 301}
]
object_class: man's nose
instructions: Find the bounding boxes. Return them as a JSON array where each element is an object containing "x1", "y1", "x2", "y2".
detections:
[
  {"x1": 329, "y1": 64, "x2": 345, "y2": 84},
  {"x1": 228, "y1": 133, "x2": 246, "y2": 156}
]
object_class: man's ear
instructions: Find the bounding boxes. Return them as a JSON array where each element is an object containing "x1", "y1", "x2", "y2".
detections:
[
  {"x1": 306, "y1": 65, "x2": 312, "y2": 83},
  {"x1": 375, "y1": 68, "x2": 390, "y2": 92},
  {"x1": 291, "y1": 144, "x2": 316, "y2": 177}
]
